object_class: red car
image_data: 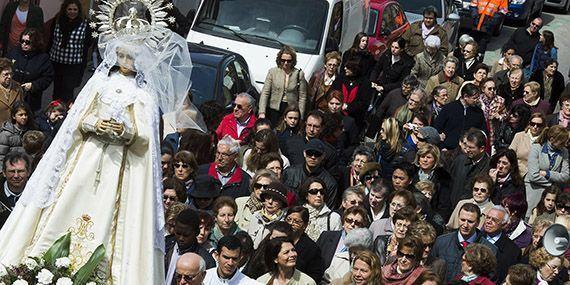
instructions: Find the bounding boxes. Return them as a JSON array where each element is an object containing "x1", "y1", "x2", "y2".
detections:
[{"x1": 366, "y1": 0, "x2": 410, "y2": 59}]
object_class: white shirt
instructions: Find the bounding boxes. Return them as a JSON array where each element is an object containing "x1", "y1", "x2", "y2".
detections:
[
  {"x1": 15, "y1": 7, "x2": 28, "y2": 24},
  {"x1": 203, "y1": 268, "x2": 261, "y2": 285},
  {"x1": 165, "y1": 243, "x2": 180, "y2": 285},
  {"x1": 486, "y1": 232, "x2": 502, "y2": 244}
]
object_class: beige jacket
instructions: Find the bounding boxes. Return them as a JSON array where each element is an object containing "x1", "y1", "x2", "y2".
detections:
[
  {"x1": 509, "y1": 131, "x2": 533, "y2": 177},
  {"x1": 259, "y1": 67, "x2": 307, "y2": 116},
  {"x1": 425, "y1": 72, "x2": 465, "y2": 102}
]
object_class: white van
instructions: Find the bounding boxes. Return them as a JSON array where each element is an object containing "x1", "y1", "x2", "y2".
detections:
[{"x1": 187, "y1": 0, "x2": 369, "y2": 91}]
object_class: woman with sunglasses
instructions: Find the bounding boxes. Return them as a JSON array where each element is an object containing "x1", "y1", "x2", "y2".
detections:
[
  {"x1": 447, "y1": 174, "x2": 495, "y2": 230},
  {"x1": 408, "y1": 221, "x2": 447, "y2": 281},
  {"x1": 529, "y1": 247, "x2": 564, "y2": 284},
  {"x1": 259, "y1": 46, "x2": 307, "y2": 126},
  {"x1": 374, "y1": 206, "x2": 418, "y2": 265},
  {"x1": 6, "y1": 28, "x2": 53, "y2": 113},
  {"x1": 453, "y1": 243, "x2": 496, "y2": 285},
  {"x1": 162, "y1": 178, "x2": 187, "y2": 214},
  {"x1": 300, "y1": 177, "x2": 342, "y2": 241},
  {"x1": 510, "y1": 112, "x2": 547, "y2": 177},
  {"x1": 494, "y1": 104, "x2": 531, "y2": 151},
  {"x1": 235, "y1": 169, "x2": 277, "y2": 230},
  {"x1": 172, "y1": 150, "x2": 199, "y2": 198},
  {"x1": 248, "y1": 181, "x2": 289, "y2": 248},
  {"x1": 381, "y1": 236, "x2": 425, "y2": 284}
]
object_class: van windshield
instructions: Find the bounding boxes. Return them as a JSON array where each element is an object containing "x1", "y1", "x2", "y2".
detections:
[
  {"x1": 399, "y1": 0, "x2": 442, "y2": 16},
  {"x1": 193, "y1": 0, "x2": 329, "y2": 54}
]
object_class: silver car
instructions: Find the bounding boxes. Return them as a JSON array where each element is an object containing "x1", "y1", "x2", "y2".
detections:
[{"x1": 400, "y1": 0, "x2": 461, "y2": 50}]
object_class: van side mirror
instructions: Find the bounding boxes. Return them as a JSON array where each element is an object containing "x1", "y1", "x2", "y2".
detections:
[{"x1": 447, "y1": 13, "x2": 460, "y2": 21}]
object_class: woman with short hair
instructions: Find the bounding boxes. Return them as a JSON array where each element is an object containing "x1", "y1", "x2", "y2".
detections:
[
  {"x1": 454, "y1": 243, "x2": 497, "y2": 284},
  {"x1": 529, "y1": 247, "x2": 564, "y2": 284},
  {"x1": 381, "y1": 236, "x2": 426, "y2": 284},
  {"x1": 209, "y1": 196, "x2": 243, "y2": 248},
  {"x1": 512, "y1": 81, "x2": 551, "y2": 115},
  {"x1": 300, "y1": 177, "x2": 342, "y2": 241},
  {"x1": 0, "y1": 58, "x2": 23, "y2": 125}
]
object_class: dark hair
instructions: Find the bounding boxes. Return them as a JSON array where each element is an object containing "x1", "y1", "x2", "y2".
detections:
[
  {"x1": 465, "y1": 128, "x2": 487, "y2": 148},
  {"x1": 173, "y1": 151, "x2": 199, "y2": 179},
  {"x1": 234, "y1": 231, "x2": 254, "y2": 265},
  {"x1": 22, "y1": 130, "x2": 45, "y2": 155},
  {"x1": 258, "y1": 152, "x2": 284, "y2": 170},
  {"x1": 389, "y1": 190, "x2": 417, "y2": 211},
  {"x1": 394, "y1": 38, "x2": 407, "y2": 50},
  {"x1": 473, "y1": 63, "x2": 489, "y2": 74},
  {"x1": 471, "y1": 173, "x2": 495, "y2": 197},
  {"x1": 392, "y1": 206, "x2": 418, "y2": 224},
  {"x1": 275, "y1": 105, "x2": 302, "y2": 133},
  {"x1": 350, "y1": 145, "x2": 374, "y2": 164},
  {"x1": 268, "y1": 221, "x2": 294, "y2": 238},
  {"x1": 2, "y1": 151, "x2": 31, "y2": 172},
  {"x1": 350, "y1": 32, "x2": 368, "y2": 50},
  {"x1": 286, "y1": 206, "x2": 309, "y2": 224},
  {"x1": 0, "y1": 58, "x2": 12, "y2": 72},
  {"x1": 198, "y1": 210, "x2": 215, "y2": 229},
  {"x1": 298, "y1": 176, "x2": 327, "y2": 203},
  {"x1": 402, "y1": 75, "x2": 420, "y2": 88},
  {"x1": 264, "y1": 237, "x2": 295, "y2": 274},
  {"x1": 463, "y1": 243, "x2": 497, "y2": 276},
  {"x1": 176, "y1": 208, "x2": 200, "y2": 233},
  {"x1": 535, "y1": 186, "x2": 559, "y2": 216},
  {"x1": 246, "y1": 129, "x2": 280, "y2": 171},
  {"x1": 414, "y1": 271, "x2": 441, "y2": 285},
  {"x1": 393, "y1": 162, "x2": 416, "y2": 180},
  {"x1": 542, "y1": 30, "x2": 555, "y2": 50},
  {"x1": 510, "y1": 104, "x2": 532, "y2": 132},
  {"x1": 423, "y1": 5, "x2": 439, "y2": 18},
  {"x1": 217, "y1": 235, "x2": 242, "y2": 253},
  {"x1": 556, "y1": 192, "x2": 570, "y2": 207},
  {"x1": 320, "y1": 112, "x2": 344, "y2": 144},
  {"x1": 461, "y1": 83, "x2": 480, "y2": 98},
  {"x1": 397, "y1": 235, "x2": 424, "y2": 261},
  {"x1": 198, "y1": 100, "x2": 224, "y2": 132},
  {"x1": 254, "y1": 118, "x2": 272, "y2": 130},
  {"x1": 459, "y1": 203, "x2": 482, "y2": 221},
  {"x1": 10, "y1": 101, "x2": 35, "y2": 130},
  {"x1": 559, "y1": 91, "x2": 570, "y2": 105},
  {"x1": 306, "y1": 110, "x2": 324, "y2": 124},
  {"x1": 20, "y1": 27, "x2": 45, "y2": 52},
  {"x1": 44, "y1": 100, "x2": 67, "y2": 118},
  {"x1": 490, "y1": 149, "x2": 524, "y2": 187},
  {"x1": 344, "y1": 60, "x2": 361, "y2": 77},
  {"x1": 369, "y1": 178, "x2": 391, "y2": 196},
  {"x1": 501, "y1": 194, "x2": 528, "y2": 220},
  {"x1": 163, "y1": 178, "x2": 187, "y2": 203},
  {"x1": 342, "y1": 206, "x2": 370, "y2": 227},
  {"x1": 501, "y1": 43, "x2": 516, "y2": 55},
  {"x1": 60, "y1": 0, "x2": 83, "y2": 20},
  {"x1": 409, "y1": 112, "x2": 430, "y2": 128}
]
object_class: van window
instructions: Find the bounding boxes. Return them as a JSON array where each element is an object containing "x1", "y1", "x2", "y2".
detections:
[
  {"x1": 391, "y1": 5, "x2": 406, "y2": 28},
  {"x1": 366, "y1": 8, "x2": 379, "y2": 36},
  {"x1": 381, "y1": 5, "x2": 396, "y2": 33},
  {"x1": 193, "y1": 0, "x2": 329, "y2": 54},
  {"x1": 233, "y1": 60, "x2": 249, "y2": 92},
  {"x1": 326, "y1": 2, "x2": 343, "y2": 51}
]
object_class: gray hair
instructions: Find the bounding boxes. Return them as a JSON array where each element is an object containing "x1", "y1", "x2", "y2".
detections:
[
  {"x1": 490, "y1": 205, "x2": 510, "y2": 224},
  {"x1": 236, "y1": 92, "x2": 255, "y2": 107},
  {"x1": 217, "y1": 135, "x2": 240, "y2": 154},
  {"x1": 458, "y1": 34, "x2": 475, "y2": 47},
  {"x1": 411, "y1": 88, "x2": 428, "y2": 105},
  {"x1": 444, "y1": 55, "x2": 459, "y2": 66},
  {"x1": 345, "y1": 228, "x2": 373, "y2": 249},
  {"x1": 342, "y1": 186, "x2": 365, "y2": 202},
  {"x1": 198, "y1": 256, "x2": 206, "y2": 272},
  {"x1": 424, "y1": 35, "x2": 441, "y2": 48},
  {"x1": 509, "y1": 55, "x2": 523, "y2": 65}
]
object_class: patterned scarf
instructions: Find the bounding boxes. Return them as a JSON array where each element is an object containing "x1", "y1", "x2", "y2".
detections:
[{"x1": 245, "y1": 195, "x2": 263, "y2": 213}]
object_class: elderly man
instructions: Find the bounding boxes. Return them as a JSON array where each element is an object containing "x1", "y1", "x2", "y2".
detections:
[
  {"x1": 199, "y1": 135, "x2": 251, "y2": 199},
  {"x1": 203, "y1": 236, "x2": 260, "y2": 285},
  {"x1": 483, "y1": 205, "x2": 521, "y2": 284},
  {"x1": 215, "y1": 93, "x2": 257, "y2": 145},
  {"x1": 401, "y1": 6, "x2": 449, "y2": 57},
  {"x1": 430, "y1": 203, "x2": 497, "y2": 282},
  {"x1": 494, "y1": 55, "x2": 523, "y2": 87},
  {"x1": 506, "y1": 17, "x2": 542, "y2": 68},
  {"x1": 498, "y1": 68, "x2": 525, "y2": 107},
  {"x1": 411, "y1": 35, "x2": 445, "y2": 87},
  {"x1": 0, "y1": 152, "x2": 31, "y2": 228},
  {"x1": 175, "y1": 253, "x2": 207, "y2": 285},
  {"x1": 283, "y1": 139, "x2": 338, "y2": 208}
]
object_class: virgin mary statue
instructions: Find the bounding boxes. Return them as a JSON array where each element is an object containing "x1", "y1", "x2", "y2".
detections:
[{"x1": 0, "y1": 2, "x2": 194, "y2": 284}]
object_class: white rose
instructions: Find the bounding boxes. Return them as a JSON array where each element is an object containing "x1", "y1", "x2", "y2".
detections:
[
  {"x1": 55, "y1": 257, "x2": 71, "y2": 269},
  {"x1": 12, "y1": 280, "x2": 28, "y2": 285},
  {"x1": 55, "y1": 277, "x2": 73, "y2": 285},
  {"x1": 0, "y1": 265, "x2": 7, "y2": 277},
  {"x1": 24, "y1": 258, "x2": 38, "y2": 270},
  {"x1": 36, "y1": 268, "x2": 54, "y2": 284},
  {"x1": 86, "y1": 283, "x2": 96, "y2": 285}
]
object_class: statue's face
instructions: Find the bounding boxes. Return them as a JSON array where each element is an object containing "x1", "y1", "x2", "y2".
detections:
[{"x1": 116, "y1": 48, "x2": 135, "y2": 72}]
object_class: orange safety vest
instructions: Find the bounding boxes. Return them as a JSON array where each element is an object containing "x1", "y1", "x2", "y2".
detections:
[{"x1": 469, "y1": 0, "x2": 508, "y2": 30}]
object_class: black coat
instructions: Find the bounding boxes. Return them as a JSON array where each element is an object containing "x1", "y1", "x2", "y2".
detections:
[
  {"x1": 370, "y1": 52, "x2": 414, "y2": 93},
  {"x1": 413, "y1": 167, "x2": 453, "y2": 221},
  {"x1": 316, "y1": 230, "x2": 342, "y2": 270},
  {"x1": 493, "y1": 121, "x2": 518, "y2": 151},
  {"x1": 529, "y1": 69, "x2": 565, "y2": 112},
  {"x1": 506, "y1": 27, "x2": 540, "y2": 66},
  {"x1": 164, "y1": 235, "x2": 216, "y2": 275},
  {"x1": 433, "y1": 100, "x2": 488, "y2": 150},
  {"x1": 490, "y1": 177, "x2": 525, "y2": 205},
  {"x1": 281, "y1": 135, "x2": 340, "y2": 180},
  {"x1": 457, "y1": 56, "x2": 482, "y2": 81},
  {"x1": 330, "y1": 75, "x2": 373, "y2": 126},
  {"x1": 295, "y1": 234, "x2": 325, "y2": 283},
  {"x1": 7, "y1": 48, "x2": 54, "y2": 96},
  {"x1": 498, "y1": 82, "x2": 525, "y2": 108},
  {"x1": 282, "y1": 165, "x2": 338, "y2": 209},
  {"x1": 341, "y1": 49, "x2": 376, "y2": 78},
  {"x1": 448, "y1": 153, "x2": 490, "y2": 206},
  {"x1": 0, "y1": 2, "x2": 44, "y2": 55},
  {"x1": 492, "y1": 233, "x2": 522, "y2": 284},
  {"x1": 0, "y1": 176, "x2": 17, "y2": 229}
]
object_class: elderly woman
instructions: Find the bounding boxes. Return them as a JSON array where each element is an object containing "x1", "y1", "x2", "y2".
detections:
[
  {"x1": 411, "y1": 35, "x2": 445, "y2": 88},
  {"x1": 522, "y1": 219, "x2": 554, "y2": 261},
  {"x1": 529, "y1": 247, "x2": 564, "y2": 284},
  {"x1": 512, "y1": 81, "x2": 551, "y2": 115},
  {"x1": 370, "y1": 38, "x2": 414, "y2": 95},
  {"x1": 309, "y1": 51, "x2": 341, "y2": 110},
  {"x1": 6, "y1": 28, "x2": 53, "y2": 113},
  {"x1": 530, "y1": 59, "x2": 565, "y2": 113},
  {"x1": 248, "y1": 181, "x2": 289, "y2": 248},
  {"x1": 257, "y1": 237, "x2": 317, "y2": 285},
  {"x1": 488, "y1": 149, "x2": 525, "y2": 205},
  {"x1": 0, "y1": 58, "x2": 23, "y2": 125},
  {"x1": 340, "y1": 146, "x2": 374, "y2": 191},
  {"x1": 457, "y1": 41, "x2": 482, "y2": 81},
  {"x1": 209, "y1": 196, "x2": 243, "y2": 249},
  {"x1": 381, "y1": 236, "x2": 426, "y2": 284},
  {"x1": 373, "y1": 206, "x2": 418, "y2": 264},
  {"x1": 242, "y1": 129, "x2": 290, "y2": 177},
  {"x1": 425, "y1": 56, "x2": 464, "y2": 101},
  {"x1": 172, "y1": 150, "x2": 199, "y2": 197},
  {"x1": 447, "y1": 174, "x2": 495, "y2": 230},
  {"x1": 454, "y1": 243, "x2": 497, "y2": 284},
  {"x1": 428, "y1": 86, "x2": 449, "y2": 120},
  {"x1": 408, "y1": 221, "x2": 447, "y2": 281},
  {"x1": 331, "y1": 249, "x2": 381, "y2": 285},
  {"x1": 369, "y1": 191, "x2": 417, "y2": 239},
  {"x1": 235, "y1": 169, "x2": 277, "y2": 229},
  {"x1": 325, "y1": 228, "x2": 374, "y2": 284},
  {"x1": 510, "y1": 112, "x2": 546, "y2": 176},
  {"x1": 301, "y1": 177, "x2": 342, "y2": 241},
  {"x1": 259, "y1": 45, "x2": 307, "y2": 125},
  {"x1": 525, "y1": 125, "x2": 569, "y2": 217}
]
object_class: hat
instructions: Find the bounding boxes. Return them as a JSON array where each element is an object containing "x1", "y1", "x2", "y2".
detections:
[
  {"x1": 359, "y1": 162, "x2": 382, "y2": 183},
  {"x1": 418, "y1": 126, "x2": 441, "y2": 146},
  {"x1": 304, "y1": 139, "x2": 325, "y2": 154},
  {"x1": 259, "y1": 181, "x2": 288, "y2": 206},
  {"x1": 190, "y1": 175, "x2": 221, "y2": 199}
]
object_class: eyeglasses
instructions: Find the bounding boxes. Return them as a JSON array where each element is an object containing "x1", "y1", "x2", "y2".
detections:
[
  {"x1": 216, "y1": 151, "x2": 234, "y2": 159},
  {"x1": 20, "y1": 39, "x2": 31, "y2": 45},
  {"x1": 396, "y1": 250, "x2": 415, "y2": 260},
  {"x1": 546, "y1": 263, "x2": 560, "y2": 272},
  {"x1": 344, "y1": 217, "x2": 364, "y2": 227},
  {"x1": 233, "y1": 103, "x2": 247, "y2": 110},
  {"x1": 253, "y1": 183, "x2": 269, "y2": 190},
  {"x1": 529, "y1": 121, "x2": 544, "y2": 128},
  {"x1": 286, "y1": 217, "x2": 304, "y2": 225},
  {"x1": 305, "y1": 150, "x2": 323, "y2": 158},
  {"x1": 176, "y1": 272, "x2": 203, "y2": 282},
  {"x1": 281, "y1": 58, "x2": 293, "y2": 63},
  {"x1": 308, "y1": 188, "x2": 325, "y2": 195},
  {"x1": 174, "y1": 163, "x2": 190, "y2": 169},
  {"x1": 163, "y1": 195, "x2": 177, "y2": 201},
  {"x1": 556, "y1": 203, "x2": 570, "y2": 212},
  {"x1": 364, "y1": 174, "x2": 379, "y2": 181},
  {"x1": 486, "y1": 87, "x2": 496, "y2": 91},
  {"x1": 473, "y1": 187, "x2": 488, "y2": 193}
]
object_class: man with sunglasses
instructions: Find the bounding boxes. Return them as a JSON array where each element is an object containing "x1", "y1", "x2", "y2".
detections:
[
  {"x1": 506, "y1": 17, "x2": 542, "y2": 69},
  {"x1": 175, "y1": 253, "x2": 206, "y2": 285},
  {"x1": 215, "y1": 93, "x2": 257, "y2": 145},
  {"x1": 282, "y1": 139, "x2": 338, "y2": 209}
]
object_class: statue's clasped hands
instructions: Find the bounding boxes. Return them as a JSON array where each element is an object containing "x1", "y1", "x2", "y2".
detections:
[{"x1": 96, "y1": 119, "x2": 125, "y2": 136}]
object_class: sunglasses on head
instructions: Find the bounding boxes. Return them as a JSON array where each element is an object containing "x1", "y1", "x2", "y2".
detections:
[
  {"x1": 308, "y1": 188, "x2": 325, "y2": 195},
  {"x1": 174, "y1": 163, "x2": 189, "y2": 169},
  {"x1": 254, "y1": 183, "x2": 269, "y2": 190},
  {"x1": 305, "y1": 150, "x2": 323, "y2": 158},
  {"x1": 397, "y1": 250, "x2": 415, "y2": 260}
]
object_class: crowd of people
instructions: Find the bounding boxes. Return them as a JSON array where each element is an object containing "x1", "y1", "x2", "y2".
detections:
[{"x1": 0, "y1": 0, "x2": 568, "y2": 285}]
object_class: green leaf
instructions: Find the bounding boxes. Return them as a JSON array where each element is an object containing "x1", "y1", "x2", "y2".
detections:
[
  {"x1": 73, "y1": 244, "x2": 105, "y2": 285},
  {"x1": 43, "y1": 233, "x2": 72, "y2": 267}
]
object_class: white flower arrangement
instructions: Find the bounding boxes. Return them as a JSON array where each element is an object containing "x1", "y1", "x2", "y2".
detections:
[
  {"x1": 12, "y1": 280, "x2": 28, "y2": 285},
  {"x1": 55, "y1": 277, "x2": 73, "y2": 285},
  {"x1": 54, "y1": 257, "x2": 71, "y2": 269},
  {"x1": 0, "y1": 266, "x2": 6, "y2": 277},
  {"x1": 23, "y1": 259, "x2": 38, "y2": 271},
  {"x1": 35, "y1": 269, "x2": 53, "y2": 285}
]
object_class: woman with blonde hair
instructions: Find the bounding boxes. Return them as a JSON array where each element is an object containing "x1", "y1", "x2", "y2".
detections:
[
  {"x1": 512, "y1": 81, "x2": 551, "y2": 115},
  {"x1": 259, "y1": 46, "x2": 307, "y2": 125},
  {"x1": 510, "y1": 112, "x2": 547, "y2": 177},
  {"x1": 335, "y1": 249, "x2": 382, "y2": 285},
  {"x1": 376, "y1": 117, "x2": 404, "y2": 179},
  {"x1": 529, "y1": 247, "x2": 564, "y2": 284}
]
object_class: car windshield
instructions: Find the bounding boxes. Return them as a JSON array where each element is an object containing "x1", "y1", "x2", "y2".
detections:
[
  {"x1": 399, "y1": 0, "x2": 442, "y2": 16},
  {"x1": 193, "y1": 0, "x2": 329, "y2": 54},
  {"x1": 190, "y1": 63, "x2": 217, "y2": 106}
]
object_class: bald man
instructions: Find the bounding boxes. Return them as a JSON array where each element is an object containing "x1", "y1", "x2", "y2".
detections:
[{"x1": 175, "y1": 253, "x2": 206, "y2": 285}]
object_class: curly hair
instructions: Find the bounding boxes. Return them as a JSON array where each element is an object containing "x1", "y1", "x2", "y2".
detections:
[
  {"x1": 275, "y1": 45, "x2": 297, "y2": 67},
  {"x1": 414, "y1": 143, "x2": 441, "y2": 170},
  {"x1": 463, "y1": 244, "x2": 497, "y2": 276},
  {"x1": 506, "y1": 264, "x2": 536, "y2": 285},
  {"x1": 407, "y1": 220, "x2": 437, "y2": 243},
  {"x1": 529, "y1": 247, "x2": 562, "y2": 270}
]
